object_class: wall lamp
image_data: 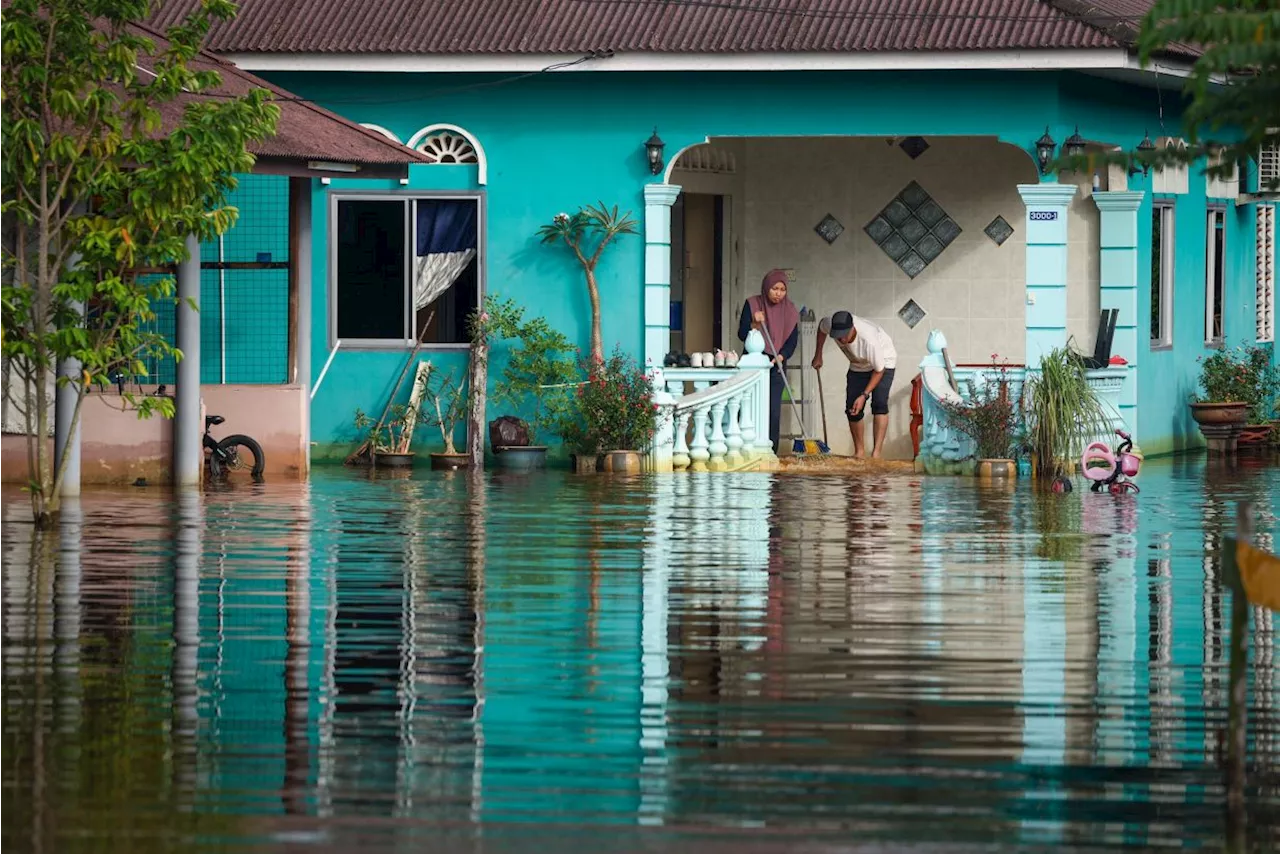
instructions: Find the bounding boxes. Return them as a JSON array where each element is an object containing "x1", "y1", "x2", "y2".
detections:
[
  {"x1": 1035, "y1": 127, "x2": 1056, "y2": 175},
  {"x1": 645, "y1": 128, "x2": 666, "y2": 176}
]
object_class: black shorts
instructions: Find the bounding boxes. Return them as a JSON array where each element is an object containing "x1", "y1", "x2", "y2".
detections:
[{"x1": 845, "y1": 368, "x2": 895, "y2": 421}]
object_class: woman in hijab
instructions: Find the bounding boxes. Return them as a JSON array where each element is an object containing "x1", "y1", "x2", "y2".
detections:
[{"x1": 738, "y1": 269, "x2": 800, "y2": 453}]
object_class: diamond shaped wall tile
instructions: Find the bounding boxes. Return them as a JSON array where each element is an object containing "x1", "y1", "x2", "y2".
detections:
[
  {"x1": 898, "y1": 298, "x2": 927, "y2": 328},
  {"x1": 915, "y1": 199, "x2": 945, "y2": 227},
  {"x1": 880, "y1": 232, "x2": 910, "y2": 261},
  {"x1": 864, "y1": 181, "x2": 959, "y2": 278},
  {"x1": 815, "y1": 213, "x2": 845, "y2": 244},
  {"x1": 899, "y1": 136, "x2": 930, "y2": 160},
  {"x1": 864, "y1": 216, "x2": 893, "y2": 245},
  {"x1": 898, "y1": 251, "x2": 927, "y2": 279},
  {"x1": 915, "y1": 234, "x2": 944, "y2": 263},
  {"x1": 900, "y1": 182, "x2": 930, "y2": 210},
  {"x1": 932, "y1": 217, "x2": 962, "y2": 246},
  {"x1": 882, "y1": 199, "x2": 912, "y2": 226},
  {"x1": 898, "y1": 216, "x2": 927, "y2": 244},
  {"x1": 984, "y1": 215, "x2": 1014, "y2": 246}
]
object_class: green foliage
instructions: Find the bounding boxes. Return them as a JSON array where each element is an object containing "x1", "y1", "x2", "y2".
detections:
[
  {"x1": 1023, "y1": 346, "x2": 1115, "y2": 478},
  {"x1": 1, "y1": 0, "x2": 279, "y2": 522},
  {"x1": 560, "y1": 346, "x2": 659, "y2": 453},
  {"x1": 417, "y1": 362, "x2": 469, "y2": 454},
  {"x1": 483, "y1": 298, "x2": 578, "y2": 444},
  {"x1": 1195, "y1": 342, "x2": 1280, "y2": 421},
  {"x1": 353, "y1": 404, "x2": 415, "y2": 454},
  {"x1": 1056, "y1": 1, "x2": 1280, "y2": 189},
  {"x1": 938, "y1": 364, "x2": 1022, "y2": 460}
]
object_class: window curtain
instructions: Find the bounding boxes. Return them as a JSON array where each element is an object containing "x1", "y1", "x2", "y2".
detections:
[{"x1": 414, "y1": 200, "x2": 478, "y2": 312}]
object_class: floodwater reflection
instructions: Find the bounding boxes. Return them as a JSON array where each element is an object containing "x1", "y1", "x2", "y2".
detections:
[{"x1": 3, "y1": 458, "x2": 1280, "y2": 851}]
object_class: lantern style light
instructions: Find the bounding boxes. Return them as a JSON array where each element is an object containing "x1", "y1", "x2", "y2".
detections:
[
  {"x1": 1136, "y1": 131, "x2": 1157, "y2": 177},
  {"x1": 645, "y1": 128, "x2": 666, "y2": 176},
  {"x1": 1064, "y1": 126, "x2": 1087, "y2": 159},
  {"x1": 1035, "y1": 127, "x2": 1057, "y2": 175}
]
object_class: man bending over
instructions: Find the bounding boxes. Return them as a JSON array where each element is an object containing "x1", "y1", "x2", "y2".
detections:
[{"x1": 812, "y1": 310, "x2": 897, "y2": 459}]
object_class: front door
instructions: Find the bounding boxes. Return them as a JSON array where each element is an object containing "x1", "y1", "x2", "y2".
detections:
[{"x1": 670, "y1": 193, "x2": 724, "y2": 356}]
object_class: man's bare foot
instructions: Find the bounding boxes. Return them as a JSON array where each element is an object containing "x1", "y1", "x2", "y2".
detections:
[
  {"x1": 853, "y1": 452, "x2": 866, "y2": 460},
  {"x1": 870, "y1": 450, "x2": 883, "y2": 459}
]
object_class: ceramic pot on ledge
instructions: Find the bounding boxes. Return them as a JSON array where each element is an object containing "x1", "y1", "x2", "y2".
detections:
[
  {"x1": 1190, "y1": 402, "x2": 1248, "y2": 455},
  {"x1": 975, "y1": 458, "x2": 1016, "y2": 480}
]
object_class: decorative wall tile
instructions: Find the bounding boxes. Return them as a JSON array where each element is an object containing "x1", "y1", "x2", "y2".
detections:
[
  {"x1": 814, "y1": 213, "x2": 845, "y2": 244},
  {"x1": 863, "y1": 181, "x2": 962, "y2": 278},
  {"x1": 984, "y1": 215, "x2": 1014, "y2": 246},
  {"x1": 899, "y1": 136, "x2": 930, "y2": 160},
  {"x1": 898, "y1": 298, "x2": 927, "y2": 328}
]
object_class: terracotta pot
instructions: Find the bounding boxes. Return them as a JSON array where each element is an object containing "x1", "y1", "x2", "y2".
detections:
[
  {"x1": 975, "y1": 458, "x2": 1016, "y2": 480},
  {"x1": 1189, "y1": 401, "x2": 1249, "y2": 426},
  {"x1": 600, "y1": 450, "x2": 643, "y2": 474},
  {"x1": 429, "y1": 452, "x2": 471, "y2": 470},
  {"x1": 571, "y1": 453, "x2": 602, "y2": 474},
  {"x1": 373, "y1": 451, "x2": 415, "y2": 468}
]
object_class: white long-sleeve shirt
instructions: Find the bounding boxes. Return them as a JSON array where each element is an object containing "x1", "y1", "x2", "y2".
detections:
[{"x1": 818, "y1": 314, "x2": 898, "y2": 372}]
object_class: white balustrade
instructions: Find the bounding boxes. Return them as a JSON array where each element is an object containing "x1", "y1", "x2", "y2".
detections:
[{"x1": 652, "y1": 329, "x2": 778, "y2": 473}]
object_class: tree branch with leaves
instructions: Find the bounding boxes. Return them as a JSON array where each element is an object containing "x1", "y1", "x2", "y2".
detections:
[{"x1": 2, "y1": 0, "x2": 278, "y2": 526}]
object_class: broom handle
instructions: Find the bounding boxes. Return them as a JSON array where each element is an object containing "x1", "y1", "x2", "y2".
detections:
[
  {"x1": 816, "y1": 368, "x2": 828, "y2": 446},
  {"x1": 759, "y1": 322, "x2": 811, "y2": 437},
  {"x1": 370, "y1": 310, "x2": 435, "y2": 440}
]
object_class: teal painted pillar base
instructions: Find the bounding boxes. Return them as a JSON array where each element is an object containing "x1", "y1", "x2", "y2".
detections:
[
  {"x1": 643, "y1": 184, "x2": 681, "y2": 370},
  {"x1": 1017, "y1": 184, "x2": 1078, "y2": 366},
  {"x1": 1092, "y1": 191, "x2": 1144, "y2": 437}
]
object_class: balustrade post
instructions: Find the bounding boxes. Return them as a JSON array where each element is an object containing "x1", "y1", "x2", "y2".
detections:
[
  {"x1": 672, "y1": 411, "x2": 691, "y2": 471},
  {"x1": 738, "y1": 329, "x2": 775, "y2": 459},
  {"x1": 725, "y1": 395, "x2": 743, "y2": 467},
  {"x1": 708, "y1": 401, "x2": 728, "y2": 471},
  {"x1": 689, "y1": 406, "x2": 711, "y2": 472}
]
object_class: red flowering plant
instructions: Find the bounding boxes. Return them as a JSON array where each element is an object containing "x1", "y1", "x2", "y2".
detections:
[
  {"x1": 1195, "y1": 342, "x2": 1280, "y2": 423},
  {"x1": 560, "y1": 346, "x2": 658, "y2": 453},
  {"x1": 937, "y1": 355, "x2": 1023, "y2": 461}
]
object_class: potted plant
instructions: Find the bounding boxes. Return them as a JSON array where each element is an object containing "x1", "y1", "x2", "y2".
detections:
[
  {"x1": 416, "y1": 363, "x2": 471, "y2": 470},
  {"x1": 354, "y1": 404, "x2": 418, "y2": 467},
  {"x1": 537, "y1": 203, "x2": 637, "y2": 365},
  {"x1": 564, "y1": 346, "x2": 659, "y2": 474},
  {"x1": 491, "y1": 309, "x2": 578, "y2": 470},
  {"x1": 1190, "y1": 345, "x2": 1259, "y2": 450},
  {"x1": 938, "y1": 362, "x2": 1022, "y2": 480},
  {"x1": 1209, "y1": 343, "x2": 1280, "y2": 447},
  {"x1": 1023, "y1": 345, "x2": 1114, "y2": 479}
]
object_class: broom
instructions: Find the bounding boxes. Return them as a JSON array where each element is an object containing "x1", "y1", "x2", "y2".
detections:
[
  {"x1": 345, "y1": 310, "x2": 435, "y2": 465},
  {"x1": 760, "y1": 323, "x2": 829, "y2": 456}
]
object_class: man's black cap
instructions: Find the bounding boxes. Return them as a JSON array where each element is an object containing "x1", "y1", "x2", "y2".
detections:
[{"x1": 830, "y1": 311, "x2": 854, "y2": 337}]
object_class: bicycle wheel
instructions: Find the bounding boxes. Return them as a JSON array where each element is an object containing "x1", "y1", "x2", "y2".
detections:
[{"x1": 211, "y1": 434, "x2": 266, "y2": 481}]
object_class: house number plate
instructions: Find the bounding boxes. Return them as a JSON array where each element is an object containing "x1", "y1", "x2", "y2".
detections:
[{"x1": 1029, "y1": 210, "x2": 1059, "y2": 221}]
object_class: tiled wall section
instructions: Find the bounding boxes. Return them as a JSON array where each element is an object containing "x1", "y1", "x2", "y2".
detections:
[{"x1": 734, "y1": 136, "x2": 1086, "y2": 458}]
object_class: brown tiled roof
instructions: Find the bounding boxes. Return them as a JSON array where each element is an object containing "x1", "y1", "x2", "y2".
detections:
[
  {"x1": 149, "y1": 0, "x2": 1160, "y2": 55},
  {"x1": 131, "y1": 19, "x2": 429, "y2": 166}
]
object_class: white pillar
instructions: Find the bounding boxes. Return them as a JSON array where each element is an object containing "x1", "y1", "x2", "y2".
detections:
[
  {"x1": 643, "y1": 184, "x2": 681, "y2": 370},
  {"x1": 54, "y1": 310, "x2": 82, "y2": 496},
  {"x1": 290, "y1": 178, "x2": 313, "y2": 475},
  {"x1": 174, "y1": 235, "x2": 201, "y2": 487}
]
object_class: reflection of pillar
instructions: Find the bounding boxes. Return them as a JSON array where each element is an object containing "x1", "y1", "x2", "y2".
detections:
[
  {"x1": 56, "y1": 499, "x2": 83, "y2": 742},
  {"x1": 466, "y1": 470, "x2": 486, "y2": 826},
  {"x1": 283, "y1": 486, "x2": 311, "y2": 816},
  {"x1": 1020, "y1": 557, "x2": 1065, "y2": 845},
  {"x1": 640, "y1": 477, "x2": 673, "y2": 826},
  {"x1": 172, "y1": 491, "x2": 202, "y2": 796},
  {"x1": 1017, "y1": 184, "x2": 1078, "y2": 367},
  {"x1": 1092, "y1": 191, "x2": 1145, "y2": 435}
]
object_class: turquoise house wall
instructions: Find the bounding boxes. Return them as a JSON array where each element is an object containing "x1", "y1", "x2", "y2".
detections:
[{"x1": 252, "y1": 68, "x2": 1258, "y2": 459}]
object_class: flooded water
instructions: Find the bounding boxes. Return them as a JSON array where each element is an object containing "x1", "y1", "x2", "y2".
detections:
[{"x1": 3, "y1": 457, "x2": 1280, "y2": 852}]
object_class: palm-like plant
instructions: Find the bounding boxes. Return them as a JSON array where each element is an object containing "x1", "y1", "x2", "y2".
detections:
[
  {"x1": 537, "y1": 203, "x2": 637, "y2": 364},
  {"x1": 1023, "y1": 345, "x2": 1114, "y2": 478}
]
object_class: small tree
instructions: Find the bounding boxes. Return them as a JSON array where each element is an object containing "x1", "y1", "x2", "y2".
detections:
[
  {"x1": 1, "y1": 0, "x2": 278, "y2": 526},
  {"x1": 537, "y1": 203, "x2": 637, "y2": 365}
]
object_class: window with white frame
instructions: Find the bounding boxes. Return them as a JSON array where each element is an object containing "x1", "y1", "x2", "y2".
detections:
[
  {"x1": 1205, "y1": 206, "x2": 1226, "y2": 344},
  {"x1": 1259, "y1": 204, "x2": 1276, "y2": 342},
  {"x1": 333, "y1": 195, "x2": 481, "y2": 346},
  {"x1": 1151, "y1": 202, "x2": 1175, "y2": 347}
]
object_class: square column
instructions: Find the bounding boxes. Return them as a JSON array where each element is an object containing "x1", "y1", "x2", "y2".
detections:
[
  {"x1": 174, "y1": 234, "x2": 202, "y2": 487},
  {"x1": 643, "y1": 184, "x2": 681, "y2": 371},
  {"x1": 1017, "y1": 184, "x2": 1078, "y2": 366},
  {"x1": 1092, "y1": 191, "x2": 1145, "y2": 436}
]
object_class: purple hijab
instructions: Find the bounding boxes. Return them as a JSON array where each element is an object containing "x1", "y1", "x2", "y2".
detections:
[{"x1": 748, "y1": 269, "x2": 800, "y2": 357}]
